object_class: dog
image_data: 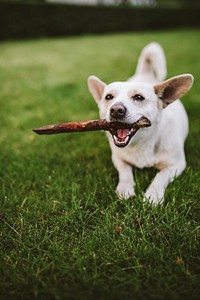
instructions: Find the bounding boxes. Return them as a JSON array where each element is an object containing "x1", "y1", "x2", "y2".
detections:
[{"x1": 87, "y1": 43, "x2": 193, "y2": 204}]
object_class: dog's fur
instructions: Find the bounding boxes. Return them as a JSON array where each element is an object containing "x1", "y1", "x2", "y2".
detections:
[{"x1": 88, "y1": 43, "x2": 193, "y2": 204}]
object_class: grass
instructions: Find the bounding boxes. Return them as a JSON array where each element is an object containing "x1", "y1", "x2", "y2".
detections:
[{"x1": 0, "y1": 29, "x2": 200, "y2": 300}]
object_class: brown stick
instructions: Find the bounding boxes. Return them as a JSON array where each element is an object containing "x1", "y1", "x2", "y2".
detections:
[{"x1": 33, "y1": 116, "x2": 151, "y2": 135}]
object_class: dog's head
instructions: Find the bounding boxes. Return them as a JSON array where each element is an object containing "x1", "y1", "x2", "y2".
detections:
[{"x1": 88, "y1": 74, "x2": 193, "y2": 147}]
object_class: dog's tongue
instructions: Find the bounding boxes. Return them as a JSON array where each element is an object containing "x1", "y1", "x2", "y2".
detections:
[{"x1": 117, "y1": 129, "x2": 129, "y2": 139}]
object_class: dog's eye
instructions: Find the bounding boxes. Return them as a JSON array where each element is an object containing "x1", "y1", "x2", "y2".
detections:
[
  {"x1": 105, "y1": 94, "x2": 114, "y2": 100},
  {"x1": 132, "y1": 94, "x2": 145, "y2": 101}
]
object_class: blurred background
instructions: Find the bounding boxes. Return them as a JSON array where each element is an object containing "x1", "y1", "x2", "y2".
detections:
[{"x1": 0, "y1": 0, "x2": 200, "y2": 40}]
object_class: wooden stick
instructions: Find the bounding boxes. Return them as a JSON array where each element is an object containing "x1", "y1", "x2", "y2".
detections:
[{"x1": 33, "y1": 116, "x2": 151, "y2": 135}]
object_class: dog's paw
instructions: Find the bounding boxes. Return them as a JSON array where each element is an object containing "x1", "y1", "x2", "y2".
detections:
[
  {"x1": 144, "y1": 186, "x2": 164, "y2": 205},
  {"x1": 116, "y1": 183, "x2": 135, "y2": 200}
]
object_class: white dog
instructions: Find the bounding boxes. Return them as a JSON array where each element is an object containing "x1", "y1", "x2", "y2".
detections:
[{"x1": 87, "y1": 43, "x2": 193, "y2": 204}]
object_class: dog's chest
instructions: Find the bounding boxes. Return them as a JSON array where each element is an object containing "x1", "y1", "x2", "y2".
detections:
[
  {"x1": 123, "y1": 145, "x2": 155, "y2": 168},
  {"x1": 112, "y1": 141, "x2": 157, "y2": 169}
]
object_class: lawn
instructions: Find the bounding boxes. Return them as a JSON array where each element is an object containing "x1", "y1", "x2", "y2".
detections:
[{"x1": 0, "y1": 29, "x2": 200, "y2": 300}]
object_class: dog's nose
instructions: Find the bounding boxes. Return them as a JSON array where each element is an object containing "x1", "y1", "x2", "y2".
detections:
[{"x1": 110, "y1": 103, "x2": 126, "y2": 119}]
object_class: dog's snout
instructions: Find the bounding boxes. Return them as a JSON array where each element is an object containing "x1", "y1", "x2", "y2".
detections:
[{"x1": 110, "y1": 103, "x2": 126, "y2": 119}]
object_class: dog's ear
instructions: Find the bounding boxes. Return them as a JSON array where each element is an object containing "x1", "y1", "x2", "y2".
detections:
[
  {"x1": 154, "y1": 74, "x2": 194, "y2": 108},
  {"x1": 87, "y1": 76, "x2": 106, "y2": 103}
]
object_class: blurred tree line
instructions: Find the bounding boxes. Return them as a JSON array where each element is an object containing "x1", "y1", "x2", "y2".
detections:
[
  {"x1": 155, "y1": 0, "x2": 200, "y2": 8},
  {"x1": 0, "y1": 0, "x2": 199, "y2": 8},
  {"x1": 1, "y1": 0, "x2": 199, "y2": 40}
]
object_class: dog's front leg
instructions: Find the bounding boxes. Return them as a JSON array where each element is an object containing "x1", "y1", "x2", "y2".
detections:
[
  {"x1": 144, "y1": 162, "x2": 186, "y2": 204},
  {"x1": 112, "y1": 155, "x2": 135, "y2": 199}
]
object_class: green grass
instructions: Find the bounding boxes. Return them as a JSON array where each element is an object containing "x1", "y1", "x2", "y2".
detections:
[{"x1": 0, "y1": 29, "x2": 200, "y2": 300}]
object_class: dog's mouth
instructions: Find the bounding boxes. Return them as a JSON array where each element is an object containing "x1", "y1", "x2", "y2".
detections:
[
  {"x1": 110, "y1": 127, "x2": 138, "y2": 147},
  {"x1": 108, "y1": 116, "x2": 151, "y2": 148}
]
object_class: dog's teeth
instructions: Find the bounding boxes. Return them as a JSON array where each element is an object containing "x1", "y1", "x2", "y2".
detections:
[{"x1": 112, "y1": 126, "x2": 139, "y2": 148}]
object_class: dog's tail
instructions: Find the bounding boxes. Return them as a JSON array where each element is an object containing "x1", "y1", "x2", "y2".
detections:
[{"x1": 135, "y1": 42, "x2": 167, "y2": 82}]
